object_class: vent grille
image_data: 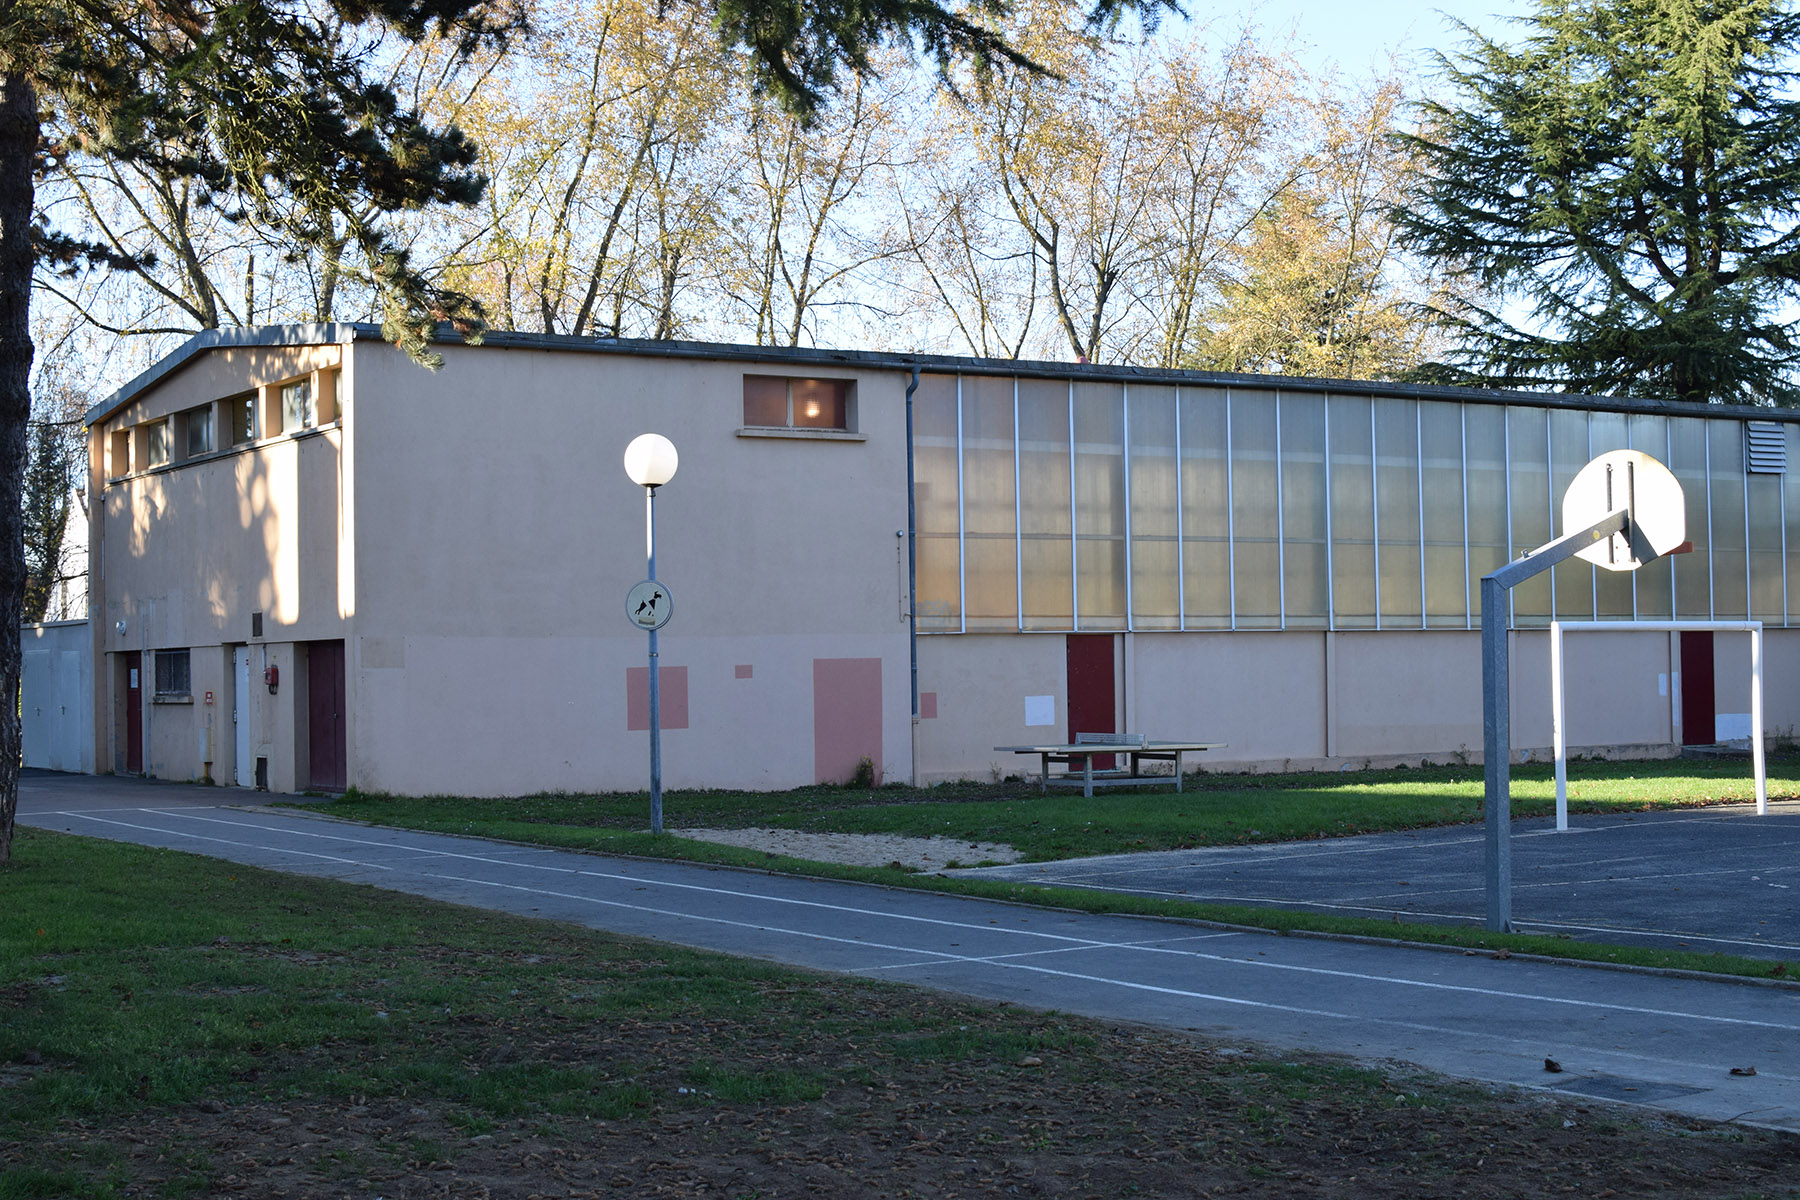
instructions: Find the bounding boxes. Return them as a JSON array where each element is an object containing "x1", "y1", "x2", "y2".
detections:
[{"x1": 1746, "y1": 421, "x2": 1787, "y2": 474}]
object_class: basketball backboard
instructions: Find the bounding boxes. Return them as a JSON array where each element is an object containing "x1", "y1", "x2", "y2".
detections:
[{"x1": 1560, "y1": 449, "x2": 1686, "y2": 571}]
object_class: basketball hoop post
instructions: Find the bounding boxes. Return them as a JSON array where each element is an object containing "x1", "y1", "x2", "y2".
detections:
[
  {"x1": 1481, "y1": 507, "x2": 1630, "y2": 932},
  {"x1": 1481, "y1": 449, "x2": 1690, "y2": 933}
]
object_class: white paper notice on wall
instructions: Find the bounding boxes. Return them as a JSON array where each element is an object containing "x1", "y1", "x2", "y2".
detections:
[
  {"x1": 1716, "y1": 712, "x2": 1752, "y2": 741},
  {"x1": 1024, "y1": 695, "x2": 1056, "y2": 727}
]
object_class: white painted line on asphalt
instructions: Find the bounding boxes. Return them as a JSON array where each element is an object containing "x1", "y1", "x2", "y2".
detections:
[
  {"x1": 1010, "y1": 805, "x2": 1800, "y2": 881},
  {"x1": 992, "y1": 880, "x2": 1800, "y2": 955},
  {"x1": 43, "y1": 810, "x2": 393, "y2": 870},
  {"x1": 42, "y1": 809, "x2": 1800, "y2": 1033}
]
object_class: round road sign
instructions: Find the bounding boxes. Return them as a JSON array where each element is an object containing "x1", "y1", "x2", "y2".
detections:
[{"x1": 625, "y1": 580, "x2": 673, "y2": 631}]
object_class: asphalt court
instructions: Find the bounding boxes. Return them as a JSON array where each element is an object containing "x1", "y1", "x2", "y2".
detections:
[
  {"x1": 956, "y1": 798, "x2": 1800, "y2": 961},
  {"x1": 18, "y1": 770, "x2": 1800, "y2": 1130}
]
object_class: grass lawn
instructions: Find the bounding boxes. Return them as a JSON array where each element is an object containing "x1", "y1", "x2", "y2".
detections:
[
  {"x1": 2, "y1": 827, "x2": 1794, "y2": 1198},
  {"x1": 299, "y1": 754, "x2": 1800, "y2": 980},
  {"x1": 316, "y1": 755, "x2": 1797, "y2": 861}
]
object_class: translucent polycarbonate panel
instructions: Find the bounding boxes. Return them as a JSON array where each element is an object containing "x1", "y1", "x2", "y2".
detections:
[
  {"x1": 1549, "y1": 408, "x2": 1594, "y2": 620},
  {"x1": 1420, "y1": 402, "x2": 1467, "y2": 627},
  {"x1": 1508, "y1": 407, "x2": 1552, "y2": 625},
  {"x1": 1748, "y1": 471, "x2": 1784, "y2": 623},
  {"x1": 1709, "y1": 420, "x2": 1748, "y2": 619},
  {"x1": 1374, "y1": 397, "x2": 1422, "y2": 625},
  {"x1": 1280, "y1": 393, "x2": 1328, "y2": 627},
  {"x1": 1180, "y1": 389, "x2": 1231, "y2": 627},
  {"x1": 1465, "y1": 406, "x2": 1508, "y2": 623},
  {"x1": 1594, "y1": 545, "x2": 1637, "y2": 618},
  {"x1": 1629, "y1": 414, "x2": 1674, "y2": 620},
  {"x1": 912, "y1": 374, "x2": 962, "y2": 630},
  {"x1": 1590, "y1": 411, "x2": 1628, "y2": 454},
  {"x1": 1128, "y1": 385, "x2": 1180, "y2": 629},
  {"x1": 1592, "y1": 410, "x2": 1637, "y2": 618},
  {"x1": 1073, "y1": 381, "x2": 1126, "y2": 629},
  {"x1": 961, "y1": 375, "x2": 1018, "y2": 629},
  {"x1": 1017, "y1": 379, "x2": 1073, "y2": 629},
  {"x1": 1329, "y1": 394, "x2": 1376, "y2": 627},
  {"x1": 1668, "y1": 418, "x2": 1712, "y2": 618},
  {"x1": 1231, "y1": 390, "x2": 1280, "y2": 627}
]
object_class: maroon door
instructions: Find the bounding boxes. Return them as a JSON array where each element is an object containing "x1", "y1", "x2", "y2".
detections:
[
  {"x1": 307, "y1": 640, "x2": 347, "y2": 791},
  {"x1": 123, "y1": 652, "x2": 143, "y2": 774},
  {"x1": 1066, "y1": 634, "x2": 1117, "y2": 768},
  {"x1": 1680, "y1": 631, "x2": 1716, "y2": 745}
]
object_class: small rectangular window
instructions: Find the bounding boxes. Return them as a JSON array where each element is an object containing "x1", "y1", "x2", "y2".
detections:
[
  {"x1": 791, "y1": 378, "x2": 847, "y2": 429},
  {"x1": 741, "y1": 375, "x2": 853, "y2": 431},
  {"x1": 282, "y1": 380, "x2": 315, "y2": 432},
  {"x1": 109, "y1": 430, "x2": 131, "y2": 478},
  {"x1": 144, "y1": 419, "x2": 171, "y2": 468},
  {"x1": 154, "y1": 649, "x2": 191, "y2": 697},
  {"x1": 185, "y1": 405, "x2": 214, "y2": 457},
  {"x1": 230, "y1": 393, "x2": 256, "y2": 444},
  {"x1": 743, "y1": 376, "x2": 789, "y2": 426}
]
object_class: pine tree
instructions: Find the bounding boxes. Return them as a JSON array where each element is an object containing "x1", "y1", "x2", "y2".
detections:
[{"x1": 1394, "y1": 0, "x2": 1800, "y2": 405}]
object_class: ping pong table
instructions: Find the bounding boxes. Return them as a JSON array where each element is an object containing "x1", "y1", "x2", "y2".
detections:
[{"x1": 994, "y1": 734, "x2": 1225, "y2": 797}]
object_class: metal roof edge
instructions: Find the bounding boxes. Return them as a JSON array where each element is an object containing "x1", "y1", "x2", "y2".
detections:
[
  {"x1": 84, "y1": 324, "x2": 363, "y2": 426},
  {"x1": 86, "y1": 322, "x2": 1800, "y2": 426},
  {"x1": 430, "y1": 328, "x2": 1800, "y2": 423}
]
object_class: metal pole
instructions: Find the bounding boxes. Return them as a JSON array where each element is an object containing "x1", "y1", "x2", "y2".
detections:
[
  {"x1": 1480, "y1": 506, "x2": 1628, "y2": 932},
  {"x1": 906, "y1": 367, "x2": 921, "y2": 788},
  {"x1": 1551, "y1": 620, "x2": 1568, "y2": 831},
  {"x1": 1753, "y1": 625, "x2": 1767, "y2": 815},
  {"x1": 647, "y1": 485, "x2": 662, "y2": 834},
  {"x1": 1481, "y1": 575, "x2": 1512, "y2": 931}
]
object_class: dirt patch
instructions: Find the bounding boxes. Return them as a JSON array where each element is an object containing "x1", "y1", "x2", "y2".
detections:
[
  {"x1": 14, "y1": 1002, "x2": 1796, "y2": 1199},
  {"x1": 675, "y1": 826, "x2": 1023, "y2": 871}
]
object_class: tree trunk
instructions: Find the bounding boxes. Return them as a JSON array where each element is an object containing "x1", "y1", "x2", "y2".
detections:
[{"x1": 0, "y1": 72, "x2": 39, "y2": 864}]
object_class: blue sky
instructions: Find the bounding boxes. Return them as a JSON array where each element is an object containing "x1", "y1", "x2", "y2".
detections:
[{"x1": 1203, "y1": 0, "x2": 1533, "y2": 75}]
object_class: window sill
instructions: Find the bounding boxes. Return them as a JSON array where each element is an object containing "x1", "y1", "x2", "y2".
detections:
[
  {"x1": 735, "y1": 426, "x2": 866, "y2": 442},
  {"x1": 153, "y1": 693, "x2": 193, "y2": 705}
]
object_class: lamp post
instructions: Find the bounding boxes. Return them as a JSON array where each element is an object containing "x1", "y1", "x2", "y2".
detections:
[{"x1": 623, "y1": 433, "x2": 678, "y2": 833}]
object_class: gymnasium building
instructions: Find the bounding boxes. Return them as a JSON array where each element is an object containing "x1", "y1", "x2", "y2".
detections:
[{"x1": 72, "y1": 324, "x2": 1800, "y2": 795}]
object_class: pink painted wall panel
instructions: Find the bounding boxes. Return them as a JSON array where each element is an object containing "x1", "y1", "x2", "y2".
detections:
[
  {"x1": 626, "y1": 666, "x2": 689, "y2": 731},
  {"x1": 813, "y1": 657, "x2": 882, "y2": 784}
]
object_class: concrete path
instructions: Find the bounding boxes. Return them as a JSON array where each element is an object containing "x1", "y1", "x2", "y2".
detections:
[{"x1": 19, "y1": 771, "x2": 1800, "y2": 1133}]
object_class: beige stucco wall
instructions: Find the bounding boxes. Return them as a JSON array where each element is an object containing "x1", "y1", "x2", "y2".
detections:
[
  {"x1": 914, "y1": 633, "x2": 1068, "y2": 783},
  {"x1": 342, "y1": 341, "x2": 914, "y2": 796},
  {"x1": 912, "y1": 626, "x2": 1792, "y2": 781},
  {"x1": 89, "y1": 343, "x2": 348, "y2": 788}
]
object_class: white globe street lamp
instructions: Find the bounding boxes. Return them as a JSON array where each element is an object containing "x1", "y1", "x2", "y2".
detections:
[{"x1": 624, "y1": 434, "x2": 678, "y2": 833}]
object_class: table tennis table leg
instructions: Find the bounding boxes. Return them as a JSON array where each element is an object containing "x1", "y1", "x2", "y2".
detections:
[
  {"x1": 1083, "y1": 756, "x2": 1094, "y2": 798},
  {"x1": 1039, "y1": 753, "x2": 1050, "y2": 794}
]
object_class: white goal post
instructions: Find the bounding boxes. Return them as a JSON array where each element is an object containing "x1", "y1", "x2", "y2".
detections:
[{"x1": 1549, "y1": 620, "x2": 1766, "y2": 831}]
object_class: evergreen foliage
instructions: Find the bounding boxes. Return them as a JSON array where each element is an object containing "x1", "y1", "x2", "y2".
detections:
[{"x1": 1394, "y1": 0, "x2": 1800, "y2": 405}]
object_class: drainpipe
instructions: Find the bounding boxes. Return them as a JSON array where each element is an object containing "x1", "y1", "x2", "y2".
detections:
[{"x1": 906, "y1": 364, "x2": 920, "y2": 787}]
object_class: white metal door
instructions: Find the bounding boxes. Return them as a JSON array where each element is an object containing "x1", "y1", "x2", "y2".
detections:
[{"x1": 234, "y1": 648, "x2": 253, "y2": 788}]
